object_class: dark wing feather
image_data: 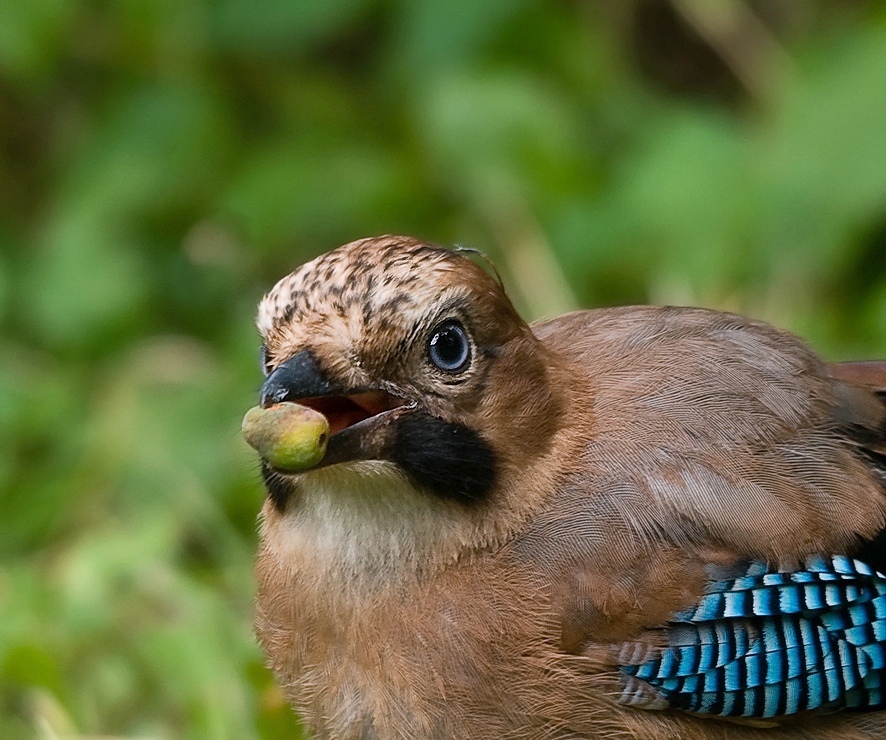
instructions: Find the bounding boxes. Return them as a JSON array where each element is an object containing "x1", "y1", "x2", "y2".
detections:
[
  {"x1": 829, "y1": 361, "x2": 886, "y2": 393},
  {"x1": 832, "y1": 361, "x2": 886, "y2": 570},
  {"x1": 830, "y1": 361, "x2": 886, "y2": 457}
]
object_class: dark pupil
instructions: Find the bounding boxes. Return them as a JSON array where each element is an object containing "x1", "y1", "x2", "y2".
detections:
[{"x1": 430, "y1": 323, "x2": 469, "y2": 372}]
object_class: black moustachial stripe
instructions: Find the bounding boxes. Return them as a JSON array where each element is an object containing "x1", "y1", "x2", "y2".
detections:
[
  {"x1": 390, "y1": 412, "x2": 497, "y2": 505},
  {"x1": 261, "y1": 460, "x2": 296, "y2": 513}
]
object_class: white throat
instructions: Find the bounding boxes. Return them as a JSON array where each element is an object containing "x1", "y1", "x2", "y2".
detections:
[{"x1": 261, "y1": 461, "x2": 479, "y2": 592}]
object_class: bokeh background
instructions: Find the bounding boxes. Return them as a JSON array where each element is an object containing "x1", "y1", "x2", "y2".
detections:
[{"x1": 1, "y1": 1, "x2": 885, "y2": 738}]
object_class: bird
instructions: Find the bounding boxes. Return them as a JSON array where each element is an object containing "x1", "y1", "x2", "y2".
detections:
[{"x1": 247, "y1": 235, "x2": 886, "y2": 739}]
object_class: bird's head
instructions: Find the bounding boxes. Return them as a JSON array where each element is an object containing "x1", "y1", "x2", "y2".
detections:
[{"x1": 251, "y1": 236, "x2": 568, "y2": 570}]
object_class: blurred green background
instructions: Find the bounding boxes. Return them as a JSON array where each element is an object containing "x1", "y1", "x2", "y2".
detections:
[{"x1": 1, "y1": 1, "x2": 885, "y2": 738}]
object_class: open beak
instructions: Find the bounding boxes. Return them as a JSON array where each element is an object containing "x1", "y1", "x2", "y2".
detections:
[
  {"x1": 296, "y1": 391, "x2": 403, "y2": 436},
  {"x1": 259, "y1": 350, "x2": 413, "y2": 469}
]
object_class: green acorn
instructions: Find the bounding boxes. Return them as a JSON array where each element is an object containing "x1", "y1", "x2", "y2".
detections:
[{"x1": 242, "y1": 402, "x2": 330, "y2": 472}]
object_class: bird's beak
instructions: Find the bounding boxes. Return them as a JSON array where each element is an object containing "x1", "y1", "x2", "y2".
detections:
[
  {"x1": 257, "y1": 350, "x2": 413, "y2": 471},
  {"x1": 260, "y1": 350, "x2": 341, "y2": 407}
]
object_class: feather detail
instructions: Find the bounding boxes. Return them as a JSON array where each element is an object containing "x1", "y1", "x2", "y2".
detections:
[{"x1": 619, "y1": 556, "x2": 886, "y2": 718}]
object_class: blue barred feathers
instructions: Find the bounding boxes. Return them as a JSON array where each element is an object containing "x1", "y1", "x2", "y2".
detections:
[{"x1": 619, "y1": 556, "x2": 886, "y2": 718}]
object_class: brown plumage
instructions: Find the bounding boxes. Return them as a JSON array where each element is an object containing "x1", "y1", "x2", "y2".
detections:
[{"x1": 249, "y1": 235, "x2": 886, "y2": 739}]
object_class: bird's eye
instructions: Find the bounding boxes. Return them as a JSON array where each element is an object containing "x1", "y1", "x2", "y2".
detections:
[
  {"x1": 427, "y1": 320, "x2": 471, "y2": 374},
  {"x1": 260, "y1": 345, "x2": 272, "y2": 377}
]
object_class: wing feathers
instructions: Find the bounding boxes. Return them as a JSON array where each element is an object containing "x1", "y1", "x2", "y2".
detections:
[{"x1": 620, "y1": 556, "x2": 886, "y2": 718}]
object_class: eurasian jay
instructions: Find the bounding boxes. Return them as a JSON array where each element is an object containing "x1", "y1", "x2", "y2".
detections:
[{"x1": 244, "y1": 236, "x2": 886, "y2": 739}]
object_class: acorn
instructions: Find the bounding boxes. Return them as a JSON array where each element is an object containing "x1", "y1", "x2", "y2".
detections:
[{"x1": 242, "y1": 402, "x2": 330, "y2": 472}]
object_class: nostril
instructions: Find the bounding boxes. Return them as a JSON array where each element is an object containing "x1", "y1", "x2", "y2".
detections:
[{"x1": 258, "y1": 349, "x2": 339, "y2": 408}]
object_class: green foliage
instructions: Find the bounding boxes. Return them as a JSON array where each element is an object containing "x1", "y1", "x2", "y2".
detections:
[{"x1": 0, "y1": 1, "x2": 884, "y2": 737}]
